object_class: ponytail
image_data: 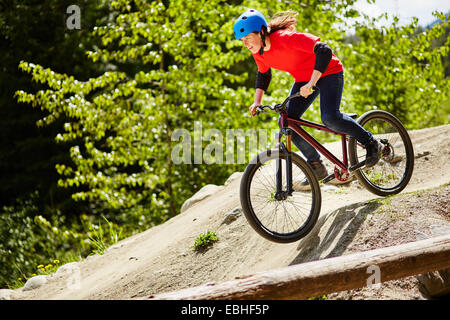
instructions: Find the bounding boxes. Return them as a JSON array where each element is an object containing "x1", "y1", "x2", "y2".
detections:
[{"x1": 268, "y1": 10, "x2": 298, "y2": 34}]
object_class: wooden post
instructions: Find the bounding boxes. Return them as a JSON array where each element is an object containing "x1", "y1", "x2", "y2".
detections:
[{"x1": 146, "y1": 234, "x2": 450, "y2": 300}]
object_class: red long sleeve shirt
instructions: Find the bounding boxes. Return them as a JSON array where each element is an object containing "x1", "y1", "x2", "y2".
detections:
[{"x1": 252, "y1": 29, "x2": 343, "y2": 82}]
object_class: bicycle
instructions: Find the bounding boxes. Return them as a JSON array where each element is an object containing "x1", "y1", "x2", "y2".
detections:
[{"x1": 239, "y1": 87, "x2": 414, "y2": 243}]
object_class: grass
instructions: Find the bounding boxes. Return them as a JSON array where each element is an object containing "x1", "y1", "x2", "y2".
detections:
[
  {"x1": 334, "y1": 186, "x2": 350, "y2": 194},
  {"x1": 8, "y1": 216, "x2": 122, "y2": 289},
  {"x1": 8, "y1": 216, "x2": 123, "y2": 289},
  {"x1": 307, "y1": 295, "x2": 327, "y2": 300},
  {"x1": 266, "y1": 192, "x2": 276, "y2": 201},
  {"x1": 8, "y1": 259, "x2": 62, "y2": 289},
  {"x1": 368, "y1": 195, "x2": 393, "y2": 214},
  {"x1": 365, "y1": 170, "x2": 400, "y2": 185},
  {"x1": 191, "y1": 230, "x2": 219, "y2": 252},
  {"x1": 88, "y1": 216, "x2": 123, "y2": 255}
]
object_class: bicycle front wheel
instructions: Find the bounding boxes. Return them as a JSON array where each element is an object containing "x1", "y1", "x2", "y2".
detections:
[
  {"x1": 348, "y1": 110, "x2": 414, "y2": 196},
  {"x1": 240, "y1": 149, "x2": 321, "y2": 243}
]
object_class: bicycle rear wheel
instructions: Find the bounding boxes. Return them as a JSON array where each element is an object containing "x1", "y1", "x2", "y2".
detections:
[
  {"x1": 348, "y1": 110, "x2": 414, "y2": 196},
  {"x1": 240, "y1": 149, "x2": 321, "y2": 243}
]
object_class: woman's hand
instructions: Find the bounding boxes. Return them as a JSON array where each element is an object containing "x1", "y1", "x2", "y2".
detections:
[
  {"x1": 299, "y1": 82, "x2": 315, "y2": 98},
  {"x1": 250, "y1": 89, "x2": 264, "y2": 117},
  {"x1": 300, "y1": 70, "x2": 322, "y2": 98},
  {"x1": 249, "y1": 103, "x2": 260, "y2": 117}
]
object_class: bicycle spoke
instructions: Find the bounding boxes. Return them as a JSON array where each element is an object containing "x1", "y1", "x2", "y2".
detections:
[
  {"x1": 247, "y1": 156, "x2": 316, "y2": 236},
  {"x1": 350, "y1": 111, "x2": 413, "y2": 195}
]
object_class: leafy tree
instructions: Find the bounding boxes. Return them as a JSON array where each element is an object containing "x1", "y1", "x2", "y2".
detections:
[
  {"x1": 17, "y1": 0, "x2": 251, "y2": 220},
  {"x1": 0, "y1": 193, "x2": 92, "y2": 288},
  {"x1": 8, "y1": 0, "x2": 450, "y2": 288},
  {"x1": 340, "y1": 12, "x2": 450, "y2": 128},
  {"x1": 0, "y1": 0, "x2": 110, "y2": 215},
  {"x1": 17, "y1": 0, "x2": 412, "y2": 221}
]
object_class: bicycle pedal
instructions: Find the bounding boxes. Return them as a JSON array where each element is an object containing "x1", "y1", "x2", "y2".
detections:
[
  {"x1": 349, "y1": 160, "x2": 366, "y2": 172},
  {"x1": 322, "y1": 173, "x2": 335, "y2": 184}
]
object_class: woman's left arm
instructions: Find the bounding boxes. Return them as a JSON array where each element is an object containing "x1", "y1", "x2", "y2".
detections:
[{"x1": 300, "y1": 42, "x2": 332, "y2": 98}]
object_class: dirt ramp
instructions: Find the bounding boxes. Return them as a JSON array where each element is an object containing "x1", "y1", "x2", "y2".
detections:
[
  {"x1": 291, "y1": 200, "x2": 381, "y2": 265},
  {"x1": 9, "y1": 125, "x2": 450, "y2": 300}
]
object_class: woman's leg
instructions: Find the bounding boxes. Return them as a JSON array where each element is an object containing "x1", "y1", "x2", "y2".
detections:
[
  {"x1": 317, "y1": 72, "x2": 381, "y2": 167},
  {"x1": 281, "y1": 82, "x2": 322, "y2": 163},
  {"x1": 283, "y1": 84, "x2": 329, "y2": 190},
  {"x1": 317, "y1": 72, "x2": 373, "y2": 145}
]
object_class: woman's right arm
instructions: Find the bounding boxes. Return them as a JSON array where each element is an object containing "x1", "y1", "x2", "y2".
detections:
[
  {"x1": 250, "y1": 88, "x2": 265, "y2": 117},
  {"x1": 250, "y1": 68, "x2": 272, "y2": 117}
]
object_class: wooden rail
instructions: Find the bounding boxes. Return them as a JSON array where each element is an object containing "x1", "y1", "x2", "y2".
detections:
[{"x1": 146, "y1": 234, "x2": 450, "y2": 300}]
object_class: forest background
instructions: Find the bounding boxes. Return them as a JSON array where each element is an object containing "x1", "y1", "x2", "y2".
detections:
[{"x1": 0, "y1": 0, "x2": 449, "y2": 288}]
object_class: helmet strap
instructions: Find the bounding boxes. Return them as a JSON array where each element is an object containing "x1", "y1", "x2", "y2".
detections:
[{"x1": 259, "y1": 46, "x2": 264, "y2": 55}]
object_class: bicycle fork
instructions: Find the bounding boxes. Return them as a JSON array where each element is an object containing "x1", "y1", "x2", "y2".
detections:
[{"x1": 275, "y1": 129, "x2": 293, "y2": 200}]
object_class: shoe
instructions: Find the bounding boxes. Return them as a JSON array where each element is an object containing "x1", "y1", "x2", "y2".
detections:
[
  {"x1": 365, "y1": 139, "x2": 382, "y2": 168},
  {"x1": 293, "y1": 161, "x2": 328, "y2": 191}
]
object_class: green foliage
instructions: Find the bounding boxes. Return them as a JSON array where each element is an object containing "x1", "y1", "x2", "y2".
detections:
[
  {"x1": 307, "y1": 295, "x2": 327, "y2": 300},
  {"x1": 6, "y1": 0, "x2": 450, "y2": 289},
  {"x1": 341, "y1": 12, "x2": 450, "y2": 128},
  {"x1": 0, "y1": 192, "x2": 126, "y2": 288},
  {"x1": 191, "y1": 230, "x2": 219, "y2": 251},
  {"x1": 87, "y1": 216, "x2": 124, "y2": 255},
  {"x1": 8, "y1": 259, "x2": 63, "y2": 289},
  {"x1": 0, "y1": 193, "x2": 84, "y2": 288},
  {"x1": 0, "y1": 0, "x2": 110, "y2": 213},
  {"x1": 34, "y1": 260, "x2": 61, "y2": 276},
  {"x1": 16, "y1": 0, "x2": 255, "y2": 219}
]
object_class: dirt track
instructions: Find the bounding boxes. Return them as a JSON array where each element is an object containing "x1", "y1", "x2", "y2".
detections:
[{"x1": 9, "y1": 124, "x2": 450, "y2": 300}]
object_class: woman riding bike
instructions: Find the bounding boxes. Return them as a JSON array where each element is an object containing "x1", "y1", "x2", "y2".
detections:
[{"x1": 234, "y1": 9, "x2": 381, "y2": 189}]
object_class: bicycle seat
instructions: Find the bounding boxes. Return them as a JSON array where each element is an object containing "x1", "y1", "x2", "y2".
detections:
[{"x1": 344, "y1": 113, "x2": 358, "y2": 119}]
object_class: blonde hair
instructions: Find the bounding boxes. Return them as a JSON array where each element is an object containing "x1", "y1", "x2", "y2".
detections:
[{"x1": 268, "y1": 10, "x2": 298, "y2": 34}]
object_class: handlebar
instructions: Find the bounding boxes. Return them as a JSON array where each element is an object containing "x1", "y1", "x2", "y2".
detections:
[{"x1": 255, "y1": 85, "x2": 319, "y2": 116}]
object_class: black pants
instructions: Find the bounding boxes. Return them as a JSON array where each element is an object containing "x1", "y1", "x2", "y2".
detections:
[{"x1": 280, "y1": 71, "x2": 372, "y2": 163}]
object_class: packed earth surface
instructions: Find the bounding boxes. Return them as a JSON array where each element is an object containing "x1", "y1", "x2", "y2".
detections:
[{"x1": 5, "y1": 124, "x2": 450, "y2": 300}]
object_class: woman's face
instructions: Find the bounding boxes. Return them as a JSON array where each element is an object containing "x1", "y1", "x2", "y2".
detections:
[{"x1": 241, "y1": 32, "x2": 262, "y2": 54}]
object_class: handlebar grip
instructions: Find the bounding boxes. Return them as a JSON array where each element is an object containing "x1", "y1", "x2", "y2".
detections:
[{"x1": 310, "y1": 85, "x2": 319, "y2": 92}]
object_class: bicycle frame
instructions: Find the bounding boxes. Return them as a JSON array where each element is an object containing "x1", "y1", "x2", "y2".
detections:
[
  {"x1": 279, "y1": 113, "x2": 350, "y2": 173},
  {"x1": 273, "y1": 112, "x2": 354, "y2": 199},
  {"x1": 267, "y1": 91, "x2": 366, "y2": 197}
]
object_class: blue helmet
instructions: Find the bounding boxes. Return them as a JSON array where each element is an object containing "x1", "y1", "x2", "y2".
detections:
[{"x1": 234, "y1": 9, "x2": 268, "y2": 40}]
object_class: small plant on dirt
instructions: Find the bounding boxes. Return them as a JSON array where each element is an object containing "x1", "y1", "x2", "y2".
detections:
[
  {"x1": 88, "y1": 216, "x2": 123, "y2": 255},
  {"x1": 9, "y1": 259, "x2": 62, "y2": 289},
  {"x1": 307, "y1": 295, "x2": 327, "y2": 300},
  {"x1": 35, "y1": 260, "x2": 61, "y2": 275},
  {"x1": 365, "y1": 170, "x2": 400, "y2": 185},
  {"x1": 334, "y1": 186, "x2": 350, "y2": 194},
  {"x1": 191, "y1": 230, "x2": 219, "y2": 251}
]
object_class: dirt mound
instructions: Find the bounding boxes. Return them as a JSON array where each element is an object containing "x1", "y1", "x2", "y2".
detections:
[
  {"x1": 328, "y1": 184, "x2": 450, "y2": 299},
  {"x1": 9, "y1": 124, "x2": 450, "y2": 300}
]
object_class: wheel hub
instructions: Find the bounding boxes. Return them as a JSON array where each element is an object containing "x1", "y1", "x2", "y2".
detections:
[{"x1": 274, "y1": 191, "x2": 289, "y2": 201}]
